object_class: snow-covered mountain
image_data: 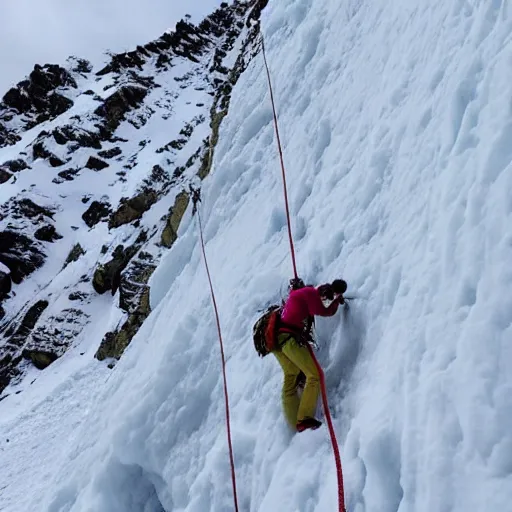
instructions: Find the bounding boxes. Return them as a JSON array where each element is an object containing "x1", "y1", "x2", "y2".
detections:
[
  {"x1": 1, "y1": 0, "x2": 511, "y2": 511},
  {"x1": 0, "y1": 0, "x2": 264, "y2": 396}
]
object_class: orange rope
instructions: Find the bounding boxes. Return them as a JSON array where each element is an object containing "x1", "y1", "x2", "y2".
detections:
[
  {"x1": 261, "y1": 37, "x2": 299, "y2": 280},
  {"x1": 307, "y1": 344, "x2": 347, "y2": 512},
  {"x1": 196, "y1": 207, "x2": 239, "y2": 512}
]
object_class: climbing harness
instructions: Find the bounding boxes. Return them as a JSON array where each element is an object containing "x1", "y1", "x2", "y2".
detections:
[
  {"x1": 261, "y1": 37, "x2": 347, "y2": 512},
  {"x1": 192, "y1": 189, "x2": 239, "y2": 512}
]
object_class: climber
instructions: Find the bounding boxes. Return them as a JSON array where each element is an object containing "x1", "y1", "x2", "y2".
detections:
[{"x1": 274, "y1": 278, "x2": 347, "y2": 432}]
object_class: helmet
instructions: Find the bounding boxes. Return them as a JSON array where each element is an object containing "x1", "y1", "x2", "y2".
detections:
[
  {"x1": 332, "y1": 279, "x2": 347, "y2": 295},
  {"x1": 289, "y1": 277, "x2": 305, "y2": 291}
]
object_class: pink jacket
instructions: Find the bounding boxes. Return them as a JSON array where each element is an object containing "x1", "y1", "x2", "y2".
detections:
[{"x1": 280, "y1": 286, "x2": 339, "y2": 333}]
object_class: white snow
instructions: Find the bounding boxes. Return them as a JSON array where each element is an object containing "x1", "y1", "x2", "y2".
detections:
[{"x1": 2, "y1": 0, "x2": 512, "y2": 511}]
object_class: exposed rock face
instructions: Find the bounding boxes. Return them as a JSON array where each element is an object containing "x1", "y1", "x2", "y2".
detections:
[
  {"x1": 0, "y1": 64, "x2": 77, "y2": 148},
  {"x1": 0, "y1": 270, "x2": 11, "y2": 299},
  {"x1": 0, "y1": 0, "x2": 267, "y2": 395},
  {"x1": 52, "y1": 125, "x2": 102, "y2": 150},
  {"x1": 0, "y1": 168, "x2": 12, "y2": 183},
  {"x1": 98, "y1": 147, "x2": 122, "y2": 159},
  {"x1": 0, "y1": 125, "x2": 21, "y2": 147},
  {"x1": 2, "y1": 67, "x2": 75, "y2": 119},
  {"x1": 82, "y1": 201, "x2": 112, "y2": 228},
  {"x1": 34, "y1": 224, "x2": 62, "y2": 242},
  {"x1": 85, "y1": 156, "x2": 109, "y2": 171},
  {"x1": 1, "y1": 159, "x2": 29, "y2": 173},
  {"x1": 95, "y1": 85, "x2": 149, "y2": 134},
  {"x1": 0, "y1": 231, "x2": 45, "y2": 284},
  {"x1": 96, "y1": 253, "x2": 155, "y2": 361},
  {"x1": 108, "y1": 190, "x2": 158, "y2": 229},
  {"x1": 22, "y1": 350, "x2": 59, "y2": 370},
  {"x1": 161, "y1": 191, "x2": 190, "y2": 247},
  {"x1": 32, "y1": 139, "x2": 66, "y2": 167},
  {"x1": 63, "y1": 244, "x2": 85, "y2": 268},
  {"x1": 118, "y1": 253, "x2": 156, "y2": 314},
  {"x1": 8, "y1": 300, "x2": 49, "y2": 347},
  {"x1": 53, "y1": 168, "x2": 80, "y2": 183},
  {"x1": 92, "y1": 242, "x2": 141, "y2": 295},
  {"x1": 14, "y1": 198, "x2": 54, "y2": 220},
  {"x1": 23, "y1": 307, "x2": 90, "y2": 369}
]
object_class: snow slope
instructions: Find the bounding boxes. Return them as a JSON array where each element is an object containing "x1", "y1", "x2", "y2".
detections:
[{"x1": 2, "y1": 0, "x2": 512, "y2": 511}]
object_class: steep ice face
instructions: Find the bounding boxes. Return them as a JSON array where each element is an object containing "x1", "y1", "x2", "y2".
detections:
[{"x1": 2, "y1": 0, "x2": 512, "y2": 511}]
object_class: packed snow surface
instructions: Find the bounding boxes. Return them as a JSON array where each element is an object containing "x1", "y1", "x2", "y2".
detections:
[{"x1": 2, "y1": 0, "x2": 512, "y2": 511}]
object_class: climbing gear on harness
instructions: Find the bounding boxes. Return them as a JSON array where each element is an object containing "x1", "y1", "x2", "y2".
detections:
[
  {"x1": 252, "y1": 305, "x2": 307, "y2": 357},
  {"x1": 252, "y1": 305, "x2": 280, "y2": 357}
]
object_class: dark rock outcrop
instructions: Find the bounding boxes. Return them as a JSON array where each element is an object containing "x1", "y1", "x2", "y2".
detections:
[
  {"x1": 96, "y1": 255, "x2": 155, "y2": 361},
  {"x1": 161, "y1": 191, "x2": 190, "y2": 247},
  {"x1": 85, "y1": 156, "x2": 109, "y2": 171},
  {"x1": 98, "y1": 147, "x2": 122, "y2": 159},
  {"x1": 52, "y1": 126, "x2": 102, "y2": 150},
  {"x1": 82, "y1": 200, "x2": 112, "y2": 228},
  {"x1": 0, "y1": 64, "x2": 76, "y2": 146},
  {"x1": 3, "y1": 64, "x2": 76, "y2": 113},
  {"x1": 0, "y1": 126, "x2": 21, "y2": 147},
  {"x1": 34, "y1": 224, "x2": 62, "y2": 242},
  {"x1": 8, "y1": 300, "x2": 49, "y2": 347},
  {"x1": 118, "y1": 254, "x2": 156, "y2": 314},
  {"x1": 53, "y1": 168, "x2": 80, "y2": 183},
  {"x1": 0, "y1": 63, "x2": 78, "y2": 148},
  {"x1": 71, "y1": 58, "x2": 93, "y2": 74},
  {"x1": 92, "y1": 243, "x2": 140, "y2": 295},
  {"x1": 14, "y1": 198, "x2": 54, "y2": 220},
  {"x1": 1, "y1": 159, "x2": 29, "y2": 173},
  {"x1": 0, "y1": 231, "x2": 45, "y2": 284},
  {"x1": 95, "y1": 313, "x2": 142, "y2": 362},
  {"x1": 32, "y1": 140, "x2": 66, "y2": 167},
  {"x1": 108, "y1": 190, "x2": 158, "y2": 229},
  {"x1": 0, "y1": 168, "x2": 12, "y2": 183},
  {"x1": 22, "y1": 349, "x2": 58, "y2": 370},
  {"x1": 63, "y1": 243, "x2": 85, "y2": 267},
  {"x1": 68, "y1": 291, "x2": 87, "y2": 301},
  {"x1": 0, "y1": 270, "x2": 11, "y2": 299},
  {"x1": 94, "y1": 85, "x2": 149, "y2": 133}
]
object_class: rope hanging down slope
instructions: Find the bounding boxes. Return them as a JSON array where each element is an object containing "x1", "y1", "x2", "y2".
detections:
[
  {"x1": 192, "y1": 191, "x2": 239, "y2": 512},
  {"x1": 261, "y1": 36, "x2": 347, "y2": 512}
]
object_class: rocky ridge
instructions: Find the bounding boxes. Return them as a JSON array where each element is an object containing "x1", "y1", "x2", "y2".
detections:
[{"x1": 0, "y1": 0, "x2": 267, "y2": 396}]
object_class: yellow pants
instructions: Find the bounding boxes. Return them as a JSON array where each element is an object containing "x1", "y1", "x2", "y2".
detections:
[{"x1": 273, "y1": 333, "x2": 320, "y2": 428}]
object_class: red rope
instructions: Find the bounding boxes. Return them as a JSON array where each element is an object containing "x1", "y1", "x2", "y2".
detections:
[
  {"x1": 308, "y1": 344, "x2": 347, "y2": 512},
  {"x1": 261, "y1": 36, "x2": 347, "y2": 512},
  {"x1": 261, "y1": 37, "x2": 299, "y2": 281},
  {"x1": 196, "y1": 209, "x2": 239, "y2": 512}
]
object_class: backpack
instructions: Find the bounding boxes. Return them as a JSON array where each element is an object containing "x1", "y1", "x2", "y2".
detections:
[{"x1": 252, "y1": 305, "x2": 281, "y2": 357}]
